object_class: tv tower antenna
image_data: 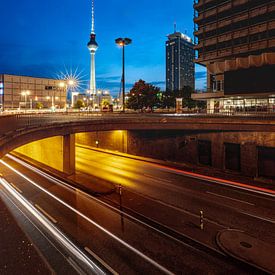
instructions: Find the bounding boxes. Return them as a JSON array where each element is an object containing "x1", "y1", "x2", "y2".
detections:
[{"x1": 91, "y1": 0, "x2": 95, "y2": 34}]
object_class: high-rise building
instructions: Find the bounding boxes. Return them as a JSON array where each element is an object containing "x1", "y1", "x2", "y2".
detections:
[
  {"x1": 166, "y1": 31, "x2": 195, "y2": 92},
  {"x1": 87, "y1": 0, "x2": 98, "y2": 96},
  {"x1": 192, "y1": 0, "x2": 275, "y2": 112}
]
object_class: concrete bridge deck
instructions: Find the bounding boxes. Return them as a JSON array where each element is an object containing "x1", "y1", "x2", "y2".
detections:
[{"x1": 0, "y1": 112, "x2": 274, "y2": 159}]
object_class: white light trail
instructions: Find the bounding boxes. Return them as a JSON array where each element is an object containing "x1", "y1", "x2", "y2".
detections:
[
  {"x1": 0, "y1": 159, "x2": 174, "y2": 275},
  {"x1": 0, "y1": 177, "x2": 106, "y2": 275}
]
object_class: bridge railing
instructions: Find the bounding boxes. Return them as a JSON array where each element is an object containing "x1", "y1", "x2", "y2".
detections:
[{"x1": 0, "y1": 110, "x2": 274, "y2": 141}]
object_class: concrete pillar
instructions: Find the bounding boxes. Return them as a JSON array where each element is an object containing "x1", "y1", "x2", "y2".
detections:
[
  {"x1": 63, "y1": 134, "x2": 75, "y2": 175},
  {"x1": 122, "y1": 131, "x2": 128, "y2": 153}
]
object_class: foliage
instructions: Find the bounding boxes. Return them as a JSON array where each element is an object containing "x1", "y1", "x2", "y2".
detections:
[
  {"x1": 101, "y1": 99, "x2": 110, "y2": 107},
  {"x1": 35, "y1": 102, "x2": 44, "y2": 109},
  {"x1": 162, "y1": 86, "x2": 206, "y2": 110},
  {"x1": 126, "y1": 79, "x2": 161, "y2": 110},
  {"x1": 74, "y1": 99, "x2": 84, "y2": 109}
]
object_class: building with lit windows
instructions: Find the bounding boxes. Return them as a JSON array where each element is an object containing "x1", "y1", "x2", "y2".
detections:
[
  {"x1": 0, "y1": 74, "x2": 67, "y2": 111},
  {"x1": 166, "y1": 31, "x2": 195, "y2": 92},
  {"x1": 192, "y1": 0, "x2": 275, "y2": 112}
]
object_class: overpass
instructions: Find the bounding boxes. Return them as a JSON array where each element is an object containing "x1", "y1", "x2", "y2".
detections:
[{"x1": 0, "y1": 112, "x2": 274, "y2": 178}]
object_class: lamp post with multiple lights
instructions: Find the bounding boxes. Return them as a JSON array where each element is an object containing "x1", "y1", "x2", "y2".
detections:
[
  {"x1": 115, "y1": 38, "x2": 132, "y2": 112},
  {"x1": 21, "y1": 90, "x2": 31, "y2": 111}
]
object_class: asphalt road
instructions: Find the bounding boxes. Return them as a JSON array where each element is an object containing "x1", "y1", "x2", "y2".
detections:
[
  {"x1": 75, "y1": 147, "x2": 275, "y2": 245},
  {"x1": 0, "y1": 154, "x2": 262, "y2": 274}
]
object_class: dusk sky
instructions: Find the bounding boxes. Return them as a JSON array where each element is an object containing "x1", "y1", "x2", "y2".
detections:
[{"x1": 0, "y1": 0, "x2": 206, "y2": 94}]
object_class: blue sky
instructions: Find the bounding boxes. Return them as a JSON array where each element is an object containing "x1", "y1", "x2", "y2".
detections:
[{"x1": 0, "y1": 0, "x2": 206, "y2": 94}]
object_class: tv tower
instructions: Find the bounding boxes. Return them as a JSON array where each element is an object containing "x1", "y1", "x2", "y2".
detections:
[{"x1": 87, "y1": 0, "x2": 98, "y2": 95}]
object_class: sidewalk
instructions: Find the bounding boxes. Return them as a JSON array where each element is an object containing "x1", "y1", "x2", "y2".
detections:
[
  {"x1": 216, "y1": 229, "x2": 275, "y2": 274},
  {"x1": 0, "y1": 191, "x2": 51, "y2": 275}
]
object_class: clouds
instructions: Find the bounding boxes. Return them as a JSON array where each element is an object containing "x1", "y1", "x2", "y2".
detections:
[{"x1": 0, "y1": 0, "x2": 207, "y2": 92}]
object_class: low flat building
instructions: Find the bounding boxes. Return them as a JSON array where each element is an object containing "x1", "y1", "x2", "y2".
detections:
[
  {"x1": 0, "y1": 74, "x2": 67, "y2": 111},
  {"x1": 192, "y1": 0, "x2": 275, "y2": 113}
]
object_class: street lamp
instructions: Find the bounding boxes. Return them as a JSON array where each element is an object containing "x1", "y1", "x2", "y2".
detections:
[
  {"x1": 21, "y1": 90, "x2": 31, "y2": 110},
  {"x1": 115, "y1": 37, "x2": 132, "y2": 112}
]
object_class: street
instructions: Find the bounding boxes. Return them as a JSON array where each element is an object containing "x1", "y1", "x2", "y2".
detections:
[
  {"x1": 0, "y1": 153, "x2": 267, "y2": 274},
  {"x1": 75, "y1": 146, "x2": 275, "y2": 244}
]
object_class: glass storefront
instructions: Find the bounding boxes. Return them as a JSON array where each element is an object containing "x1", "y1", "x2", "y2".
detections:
[{"x1": 219, "y1": 96, "x2": 275, "y2": 113}]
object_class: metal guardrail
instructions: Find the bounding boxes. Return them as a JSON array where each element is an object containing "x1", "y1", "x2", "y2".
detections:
[{"x1": 0, "y1": 110, "x2": 274, "y2": 140}]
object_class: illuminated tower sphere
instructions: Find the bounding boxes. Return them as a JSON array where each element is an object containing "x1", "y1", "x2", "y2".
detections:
[{"x1": 87, "y1": 0, "x2": 98, "y2": 94}]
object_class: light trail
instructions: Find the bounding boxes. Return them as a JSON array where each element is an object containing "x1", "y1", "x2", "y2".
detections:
[
  {"x1": 0, "y1": 177, "x2": 106, "y2": 275},
  {"x1": 77, "y1": 146, "x2": 275, "y2": 197},
  {"x1": 0, "y1": 158, "x2": 174, "y2": 275},
  {"x1": 5, "y1": 154, "x2": 211, "y2": 254}
]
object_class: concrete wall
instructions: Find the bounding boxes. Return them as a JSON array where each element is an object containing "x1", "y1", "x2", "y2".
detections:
[
  {"x1": 14, "y1": 136, "x2": 64, "y2": 172},
  {"x1": 14, "y1": 135, "x2": 75, "y2": 174},
  {"x1": 76, "y1": 131, "x2": 128, "y2": 153},
  {"x1": 16, "y1": 130, "x2": 274, "y2": 179}
]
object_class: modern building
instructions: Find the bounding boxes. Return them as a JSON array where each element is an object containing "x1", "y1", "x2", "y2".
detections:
[
  {"x1": 192, "y1": 0, "x2": 275, "y2": 112},
  {"x1": 166, "y1": 31, "x2": 195, "y2": 92},
  {"x1": 87, "y1": 0, "x2": 98, "y2": 100},
  {"x1": 0, "y1": 74, "x2": 67, "y2": 111}
]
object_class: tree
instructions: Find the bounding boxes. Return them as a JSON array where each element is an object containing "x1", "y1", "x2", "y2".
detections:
[
  {"x1": 35, "y1": 102, "x2": 44, "y2": 109},
  {"x1": 161, "y1": 86, "x2": 204, "y2": 110},
  {"x1": 126, "y1": 79, "x2": 160, "y2": 111},
  {"x1": 101, "y1": 99, "x2": 110, "y2": 107},
  {"x1": 74, "y1": 99, "x2": 84, "y2": 109},
  {"x1": 160, "y1": 90, "x2": 175, "y2": 108}
]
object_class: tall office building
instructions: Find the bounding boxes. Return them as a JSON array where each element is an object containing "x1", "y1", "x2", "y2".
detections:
[
  {"x1": 166, "y1": 31, "x2": 195, "y2": 92},
  {"x1": 192, "y1": 0, "x2": 275, "y2": 112}
]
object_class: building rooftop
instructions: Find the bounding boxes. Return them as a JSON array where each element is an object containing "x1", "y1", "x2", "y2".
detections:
[{"x1": 168, "y1": 32, "x2": 192, "y2": 43}]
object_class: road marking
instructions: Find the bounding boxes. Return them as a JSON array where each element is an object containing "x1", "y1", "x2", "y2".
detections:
[
  {"x1": 143, "y1": 173, "x2": 172, "y2": 183},
  {"x1": 151, "y1": 163, "x2": 275, "y2": 198},
  {"x1": 34, "y1": 204, "x2": 58, "y2": 224},
  {"x1": 0, "y1": 177, "x2": 106, "y2": 275},
  {"x1": 206, "y1": 191, "x2": 255, "y2": 206},
  {"x1": 9, "y1": 182, "x2": 23, "y2": 194},
  {"x1": 0, "y1": 159, "x2": 174, "y2": 275},
  {"x1": 240, "y1": 211, "x2": 275, "y2": 224},
  {"x1": 75, "y1": 146, "x2": 275, "y2": 198},
  {"x1": 84, "y1": 247, "x2": 119, "y2": 275}
]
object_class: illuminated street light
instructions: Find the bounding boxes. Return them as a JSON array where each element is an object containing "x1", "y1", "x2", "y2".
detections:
[
  {"x1": 59, "y1": 82, "x2": 65, "y2": 88},
  {"x1": 21, "y1": 90, "x2": 31, "y2": 110},
  {"x1": 68, "y1": 79, "x2": 75, "y2": 86},
  {"x1": 115, "y1": 37, "x2": 132, "y2": 112},
  {"x1": 71, "y1": 92, "x2": 79, "y2": 107}
]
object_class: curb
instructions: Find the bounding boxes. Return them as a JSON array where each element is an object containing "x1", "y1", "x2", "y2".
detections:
[{"x1": 216, "y1": 229, "x2": 273, "y2": 274}]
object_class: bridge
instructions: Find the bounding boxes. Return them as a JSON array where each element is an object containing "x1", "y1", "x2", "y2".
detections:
[
  {"x1": 0, "y1": 112, "x2": 274, "y2": 177},
  {"x1": 0, "y1": 112, "x2": 275, "y2": 274}
]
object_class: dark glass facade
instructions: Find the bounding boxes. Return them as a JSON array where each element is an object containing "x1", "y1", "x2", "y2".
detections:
[{"x1": 166, "y1": 32, "x2": 195, "y2": 92}]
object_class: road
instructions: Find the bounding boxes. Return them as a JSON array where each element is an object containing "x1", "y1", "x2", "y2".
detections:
[
  {"x1": 0, "y1": 154, "x2": 263, "y2": 274},
  {"x1": 74, "y1": 146, "x2": 275, "y2": 245}
]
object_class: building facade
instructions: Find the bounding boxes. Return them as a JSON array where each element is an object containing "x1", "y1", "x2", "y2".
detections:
[
  {"x1": 166, "y1": 32, "x2": 195, "y2": 92},
  {"x1": 0, "y1": 74, "x2": 67, "y2": 111},
  {"x1": 192, "y1": 0, "x2": 275, "y2": 112}
]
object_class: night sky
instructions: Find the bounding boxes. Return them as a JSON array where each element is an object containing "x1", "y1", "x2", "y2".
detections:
[{"x1": 0, "y1": 0, "x2": 206, "y2": 94}]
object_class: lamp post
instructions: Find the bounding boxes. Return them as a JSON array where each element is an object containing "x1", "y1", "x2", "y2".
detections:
[
  {"x1": 21, "y1": 90, "x2": 30, "y2": 111},
  {"x1": 115, "y1": 38, "x2": 132, "y2": 112}
]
